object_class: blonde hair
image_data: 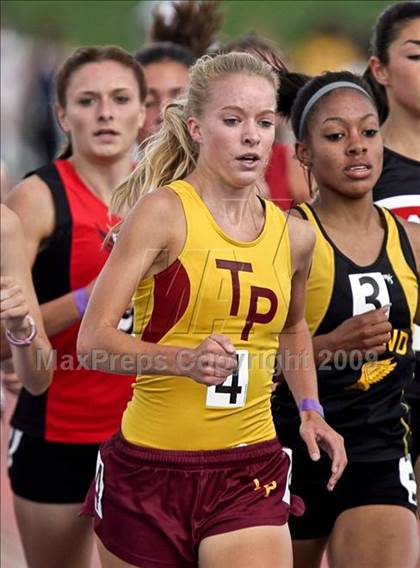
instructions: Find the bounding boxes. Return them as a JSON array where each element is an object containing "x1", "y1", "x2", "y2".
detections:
[{"x1": 111, "y1": 52, "x2": 278, "y2": 215}]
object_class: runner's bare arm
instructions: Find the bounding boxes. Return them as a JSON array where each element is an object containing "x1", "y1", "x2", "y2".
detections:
[
  {"x1": 279, "y1": 215, "x2": 347, "y2": 489},
  {"x1": 77, "y1": 188, "x2": 236, "y2": 383},
  {"x1": 6, "y1": 177, "x2": 88, "y2": 337},
  {"x1": 0, "y1": 206, "x2": 53, "y2": 392}
]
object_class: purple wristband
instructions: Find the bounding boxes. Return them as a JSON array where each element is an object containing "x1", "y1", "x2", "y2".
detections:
[
  {"x1": 5, "y1": 315, "x2": 37, "y2": 347},
  {"x1": 298, "y1": 398, "x2": 324, "y2": 418},
  {"x1": 73, "y1": 287, "x2": 89, "y2": 318}
]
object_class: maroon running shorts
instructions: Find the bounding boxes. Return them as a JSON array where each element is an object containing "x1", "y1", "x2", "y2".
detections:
[{"x1": 82, "y1": 434, "x2": 304, "y2": 568}]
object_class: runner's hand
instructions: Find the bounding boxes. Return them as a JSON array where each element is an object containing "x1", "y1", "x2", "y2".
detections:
[
  {"x1": 326, "y1": 306, "x2": 391, "y2": 357},
  {"x1": 0, "y1": 277, "x2": 30, "y2": 332},
  {"x1": 299, "y1": 411, "x2": 347, "y2": 491},
  {"x1": 184, "y1": 334, "x2": 237, "y2": 385}
]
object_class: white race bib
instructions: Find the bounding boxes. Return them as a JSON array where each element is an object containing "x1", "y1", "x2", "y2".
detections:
[{"x1": 206, "y1": 350, "x2": 249, "y2": 408}]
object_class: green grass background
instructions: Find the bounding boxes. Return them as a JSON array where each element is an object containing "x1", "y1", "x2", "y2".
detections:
[{"x1": 2, "y1": 0, "x2": 394, "y2": 52}]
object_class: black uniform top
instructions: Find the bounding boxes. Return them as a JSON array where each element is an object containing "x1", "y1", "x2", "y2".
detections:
[
  {"x1": 373, "y1": 147, "x2": 420, "y2": 401},
  {"x1": 273, "y1": 203, "x2": 418, "y2": 461}
]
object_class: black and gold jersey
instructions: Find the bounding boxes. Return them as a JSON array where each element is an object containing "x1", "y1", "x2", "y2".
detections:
[
  {"x1": 273, "y1": 203, "x2": 419, "y2": 461},
  {"x1": 373, "y1": 146, "x2": 420, "y2": 402}
]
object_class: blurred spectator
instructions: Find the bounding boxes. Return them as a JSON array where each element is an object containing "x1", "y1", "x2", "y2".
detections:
[
  {"x1": 136, "y1": 0, "x2": 223, "y2": 57},
  {"x1": 135, "y1": 0, "x2": 223, "y2": 142},
  {"x1": 22, "y1": 21, "x2": 66, "y2": 166},
  {"x1": 1, "y1": 19, "x2": 66, "y2": 185},
  {"x1": 135, "y1": 42, "x2": 193, "y2": 141},
  {"x1": 0, "y1": 24, "x2": 33, "y2": 184}
]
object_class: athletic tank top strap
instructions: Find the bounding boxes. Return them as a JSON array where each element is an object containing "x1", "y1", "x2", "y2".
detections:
[
  {"x1": 292, "y1": 204, "x2": 309, "y2": 220},
  {"x1": 386, "y1": 209, "x2": 418, "y2": 279},
  {"x1": 382, "y1": 207, "x2": 419, "y2": 323},
  {"x1": 30, "y1": 162, "x2": 72, "y2": 304},
  {"x1": 296, "y1": 202, "x2": 335, "y2": 335},
  {"x1": 29, "y1": 162, "x2": 72, "y2": 248}
]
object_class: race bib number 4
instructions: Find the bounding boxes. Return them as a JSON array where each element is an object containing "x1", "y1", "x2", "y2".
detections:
[{"x1": 206, "y1": 350, "x2": 249, "y2": 408}]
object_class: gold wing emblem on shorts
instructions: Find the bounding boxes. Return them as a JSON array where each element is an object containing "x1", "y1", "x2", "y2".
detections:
[{"x1": 347, "y1": 357, "x2": 397, "y2": 391}]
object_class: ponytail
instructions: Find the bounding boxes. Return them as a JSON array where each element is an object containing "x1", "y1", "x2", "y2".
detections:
[
  {"x1": 363, "y1": 66, "x2": 388, "y2": 124},
  {"x1": 252, "y1": 50, "x2": 310, "y2": 137},
  {"x1": 111, "y1": 100, "x2": 198, "y2": 215},
  {"x1": 276, "y1": 70, "x2": 310, "y2": 125},
  {"x1": 150, "y1": 0, "x2": 223, "y2": 57}
]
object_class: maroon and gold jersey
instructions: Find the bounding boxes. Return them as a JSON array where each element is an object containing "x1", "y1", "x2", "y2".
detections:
[{"x1": 122, "y1": 180, "x2": 292, "y2": 450}]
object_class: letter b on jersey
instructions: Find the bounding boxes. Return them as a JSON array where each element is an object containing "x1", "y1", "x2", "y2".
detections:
[{"x1": 348, "y1": 272, "x2": 390, "y2": 315}]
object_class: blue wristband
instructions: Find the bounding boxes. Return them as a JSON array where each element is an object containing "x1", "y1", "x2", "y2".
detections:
[
  {"x1": 298, "y1": 398, "x2": 324, "y2": 418},
  {"x1": 73, "y1": 287, "x2": 89, "y2": 318}
]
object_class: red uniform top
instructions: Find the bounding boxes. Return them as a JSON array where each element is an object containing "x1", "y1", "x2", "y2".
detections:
[
  {"x1": 265, "y1": 144, "x2": 293, "y2": 210},
  {"x1": 11, "y1": 160, "x2": 134, "y2": 443}
]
